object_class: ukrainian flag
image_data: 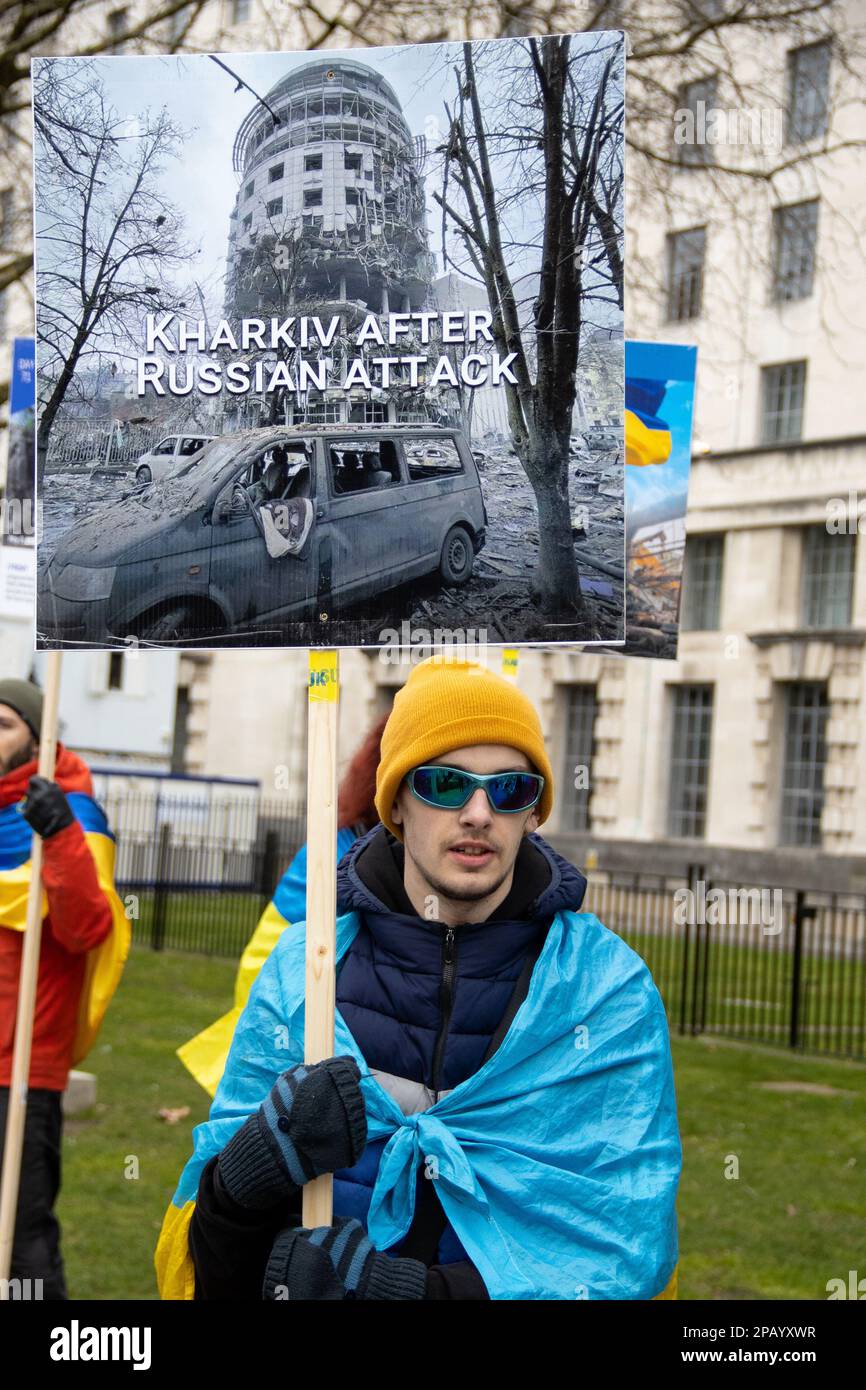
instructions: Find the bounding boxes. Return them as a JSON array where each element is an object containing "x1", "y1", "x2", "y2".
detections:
[
  {"x1": 177, "y1": 826, "x2": 359, "y2": 1098},
  {"x1": 625, "y1": 377, "x2": 673, "y2": 468},
  {"x1": 0, "y1": 791, "x2": 130, "y2": 1065}
]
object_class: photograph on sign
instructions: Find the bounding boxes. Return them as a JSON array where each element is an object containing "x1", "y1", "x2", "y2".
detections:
[
  {"x1": 32, "y1": 33, "x2": 625, "y2": 651},
  {"x1": 576, "y1": 340, "x2": 697, "y2": 661},
  {"x1": 0, "y1": 339, "x2": 37, "y2": 627}
]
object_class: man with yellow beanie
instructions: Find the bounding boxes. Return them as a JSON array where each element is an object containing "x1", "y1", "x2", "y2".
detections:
[{"x1": 164, "y1": 656, "x2": 681, "y2": 1301}]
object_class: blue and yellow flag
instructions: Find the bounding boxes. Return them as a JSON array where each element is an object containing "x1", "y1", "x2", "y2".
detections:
[
  {"x1": 177, "y1": 826, "x2": 358, "y2": 1097},
  {"x1": 625, "y1": 376, "x2": 673, "y2": 468},
  {"x1": 157, "y1": 908, "x2": 681, "y2": 1300},
  {"x1": 0, "y1": 785, "x2": 130, "y2": 1066}
]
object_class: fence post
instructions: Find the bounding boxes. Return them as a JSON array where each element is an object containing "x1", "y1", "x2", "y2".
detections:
[
  {"x1": 151, "y1": 822, "x2": 172, "y2": 952},
  {"x1": 681, "y1": 864, "x2": 704, "y2": 1035},
  {"x1": 259, "y1": 828, "x2": 281, "y2": 902},
  {"x1": 789, "y1": 890, "x2": 815, "y2": 1050}
]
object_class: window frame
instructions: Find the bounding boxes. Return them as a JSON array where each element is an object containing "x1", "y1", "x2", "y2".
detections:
[
  {"x1": 675, "y1": 73, "x2": 718, "y2": 168},
  {"x1": 324, "y1": 435, "x2": 406, "y2": 500},
  {"x1": 666, "y1": 225, "x2": 707, "y2": 321},
  {"x1": 786, "y1": 40, "x2": 832, "y2": 145},
  {"x1": 800, "y1": 524, "x2": 855, "y2": 628},
  {"x1": 559, "y1": 684, "x2": 598, "y2": 832},
  {"x1": 681, "y1": 533, "x2": 724, "y2": 631},
  {"x1": 666, "y1": 684, "x2": 714, "y2": 839},
  {"x1": 779, "y1": 680, "x2": 829, "y2": 846},
  {"x1": 771, "y1": 199, "x2": 819, "y2": 302},
  {"x1": 760, "y1": 360, "x2": 807, "y2": 445}
]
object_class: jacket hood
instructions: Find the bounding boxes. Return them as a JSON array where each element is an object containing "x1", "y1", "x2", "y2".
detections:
[
  {"x1": 336, "y1": 821, "x2": 587, "y2": 924},
  {"x1": 0, "y1": 744, "x2": 94, "y2": 810}
]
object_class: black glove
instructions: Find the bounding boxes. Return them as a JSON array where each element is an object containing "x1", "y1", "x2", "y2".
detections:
[
  {"x1": 19, "y1": 776, "x2": 75, "y2": 839},
  {"x1": 262, "y1": 1216, "x2": 428, "y2": 1301},
  {"x1": 218, "y1": 1056, "x2": 367, "y2": 1210}
]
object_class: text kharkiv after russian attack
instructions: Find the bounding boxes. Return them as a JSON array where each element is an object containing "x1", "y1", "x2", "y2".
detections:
[{"x1": 138, "y1": 312, "x2": 518, "y2": 397}]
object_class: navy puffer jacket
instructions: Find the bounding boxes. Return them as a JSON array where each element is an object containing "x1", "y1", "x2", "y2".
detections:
[
  {"x1": 329, "y1": 823, "x2": 588, "y2": 1275},
  {"x1": 189, "y1": 822, "x2": 589, "y2": 1299}
]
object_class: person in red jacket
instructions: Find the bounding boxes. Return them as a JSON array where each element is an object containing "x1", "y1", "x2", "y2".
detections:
[{"x1": 0, "y1": 678, "x2": 114, "y2": 1299}]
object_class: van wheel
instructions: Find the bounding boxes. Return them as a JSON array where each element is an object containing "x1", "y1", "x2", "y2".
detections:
[
  {"x1": 139, "y1": 603, "x2": 193, "y2": 642},
  {"x1": 440, "y1": 526, "x2": 474, "y2": 585},
  {"x1": 136, "y1": 465, "x2": 152, "y2": 485}
]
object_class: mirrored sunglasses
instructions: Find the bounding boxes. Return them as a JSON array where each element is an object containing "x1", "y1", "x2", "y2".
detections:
[{"x1": 406, "y1": 764, "x2": 544, "y2": 814}]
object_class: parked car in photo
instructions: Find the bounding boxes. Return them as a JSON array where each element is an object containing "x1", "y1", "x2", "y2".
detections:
[
  {"x1": 38, "y1": 424, "x2": 487, "y2": 646},
  {"x1": 133, "y1": 433, "x2": 216, "y2": 485}
]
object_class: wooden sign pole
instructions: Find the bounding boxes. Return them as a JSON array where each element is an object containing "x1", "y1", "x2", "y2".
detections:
[
  {"x1": 0, "y1": 651, "x2": 63, "y2": 1290},
  {"x1": 302, "y1": 649, "x2": 339, "y2": 1228}
]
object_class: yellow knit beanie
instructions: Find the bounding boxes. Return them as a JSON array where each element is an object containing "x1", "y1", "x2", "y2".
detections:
[{"x1": 374, "y1": 655, "x2": 554, "y2": 840}]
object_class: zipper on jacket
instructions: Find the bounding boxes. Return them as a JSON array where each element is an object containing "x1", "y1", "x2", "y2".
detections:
[{"x1": 430, "y1": 925, "x2": 458, "y2": 1096}]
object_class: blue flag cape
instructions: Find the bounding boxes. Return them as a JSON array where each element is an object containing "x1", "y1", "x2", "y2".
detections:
[
  {"x1": 0, "y1": 789, "x2": 130, "y2": 1066},
  {"x1": 162, "y1": 905, "x2": 681, "y2": 1301}
]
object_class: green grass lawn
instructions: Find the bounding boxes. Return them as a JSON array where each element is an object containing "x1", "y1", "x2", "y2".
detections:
[{"x1": 56, "y1": 943, "x2": 866, "y2": 1299}]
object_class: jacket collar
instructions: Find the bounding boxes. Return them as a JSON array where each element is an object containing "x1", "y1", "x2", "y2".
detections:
[{"x1": 336, "y1": 822, "x2": 587, "y2": 925}]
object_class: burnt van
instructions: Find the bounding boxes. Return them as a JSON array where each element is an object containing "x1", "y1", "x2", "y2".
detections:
[{"x1": 38, "y1": 424, "x2": 487, "y2": 645}]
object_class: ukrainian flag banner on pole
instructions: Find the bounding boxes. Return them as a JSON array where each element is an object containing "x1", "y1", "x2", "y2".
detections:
[{"x1": 0, "y1": 786, "x2": 130, "y2": 1066}]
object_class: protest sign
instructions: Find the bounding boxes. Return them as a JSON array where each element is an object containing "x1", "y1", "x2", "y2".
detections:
[{"x1": 33, "y1": 34, "x2": 625, "y2": 653}]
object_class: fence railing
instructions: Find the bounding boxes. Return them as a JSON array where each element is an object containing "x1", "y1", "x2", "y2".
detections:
[
  {"x1": 583, "y1": 871, "x2": 866, "y2": 1062},
  {"x1": 46, "y1": 421, "x2": 176, "y2": 468},
  {"x1": 103, "y1": 790, "x2": 866, "y2": 1062}
]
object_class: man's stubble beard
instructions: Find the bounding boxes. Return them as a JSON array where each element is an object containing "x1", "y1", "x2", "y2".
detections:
[
  {"x1": 405, "y1": 830, "x2": 518, "y2": 906},
  {"x1": 0, "y1": 737, "x2": 37, "y2": 777}
]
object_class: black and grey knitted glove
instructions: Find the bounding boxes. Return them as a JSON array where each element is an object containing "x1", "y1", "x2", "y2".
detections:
[
  {"x1": 262, "y1": 1216, "x2": 428, "y2": 1301},
  {"x1": 218, "y1": 1056, "x2": 367, "y2": 1210},
  {"x1": 19, "y1": 776, "x2": 75, "y2": 839}
]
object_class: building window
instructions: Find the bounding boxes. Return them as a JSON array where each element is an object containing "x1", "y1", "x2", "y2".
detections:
[
  {"x1": 681, "y1": 534, "x2": 723, "y2": 630},
  {"x1": 560, "y1": 686, "x2": 597, "y2": 831},
  {"x1": 295, "y1": 401, "x2": 341, "y2": 424},
  {"x1": 667, "y1": 686, "x2": 713, "y2": 838},
  {"x1": 245, "y1": 180, "x2": 254, "y2": 198},
  {"x1": 304, "y1": 189, "x2": 322, "y2": 208},
  {"x1": 107, "y1": 652, "x2": 125, "y2": 691},
  {"x1": 760, "y1": 361, "x2": 806, "y2": 444},
  {"x1": 666, "y1": 226, "x2": 706, "y2": 320},
  {"x1": 676, "y1": 74, "x2": 717, "y2": 167},
  {"x1": 242, "y1": 213, "x2": 252, "y2": 231},
  {"x1": 344, "y1": 152, "x2": 362, "y2": 171},
  {"x1": 786, "y1": 40, "x2": 831, "y2": 143},
  {"x1": 772, "y1": 200, "x2": 818, "y2": 301},
  {"x1": 305, "y1": 153, "x2": 322, "y2": 172},
  {"x1": 345, "y1": 187, "x2": 360, "y2": 206},
  {"x1": 232, "y1": 0, "x2": 252, "y2": 22},
  {"x1": 780, "y1": 682, "x2": 828, "y2": 846},
  {"x1": 268, "y1": 163, "x2": 284, "y2": 183},
  {"x1": 266, "y1": 198, "x2": 283, "y2": 217},
  {"x1": 801, "y1": 526, "x2": 855, "y2": 628},
  {"x1": 106, "y1": 7, "x2": 129, "y2": 53}
]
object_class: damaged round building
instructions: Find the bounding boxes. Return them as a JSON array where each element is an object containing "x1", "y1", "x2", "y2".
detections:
[{"x1": 225, "y1": 58, "x2": 437, "y2": 428}]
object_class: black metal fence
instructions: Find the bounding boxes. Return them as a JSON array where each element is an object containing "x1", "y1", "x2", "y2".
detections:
[
  {"x1": 105, "y1": 791, "x2": 866, "y2": 1062},
  {"x1": 584, "y1": 869, "x2": 866, "y2": 1062},
  {"x1": 107, "y1": 791, "x2": 306, "y2": 960}
]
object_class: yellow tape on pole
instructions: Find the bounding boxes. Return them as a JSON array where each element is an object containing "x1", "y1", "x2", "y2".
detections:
[
  {"x1": 501, "y1": 648, "x2": 519, "y2": 682},
  {"x1": 302, "y1": 649, "x2": 339, "y2": 1228}
]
